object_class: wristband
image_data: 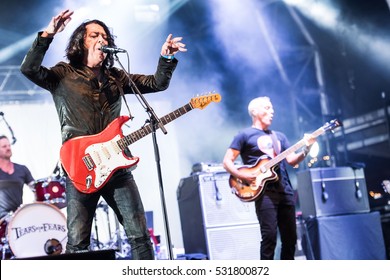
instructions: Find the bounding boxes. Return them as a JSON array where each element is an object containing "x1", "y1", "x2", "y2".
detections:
[{"x1": 162, "y1": 54, "x2": 174, "y2": 60}]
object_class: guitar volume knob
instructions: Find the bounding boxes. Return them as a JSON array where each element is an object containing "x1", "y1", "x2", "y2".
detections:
[{"x1": 86, "y1": 175, "x2": 92, "y2": 189}]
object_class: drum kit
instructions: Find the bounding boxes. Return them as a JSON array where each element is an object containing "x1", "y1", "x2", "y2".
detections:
[
  {"x1": 0, "y1": 174, "x2": 131, "y2": 259},
  {"x1": 0, "y1": 176, "x2": 67, "y2": 259}
]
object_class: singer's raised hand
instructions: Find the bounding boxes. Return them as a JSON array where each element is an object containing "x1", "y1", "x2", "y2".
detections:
[
  {"x1": 160, "y1": 34, "x2": 187, "y2": 56},
  {"x1": 43, "y1": 9, "x2": 74, "y2": 38}
]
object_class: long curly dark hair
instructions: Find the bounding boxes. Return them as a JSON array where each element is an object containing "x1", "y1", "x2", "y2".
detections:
[{"x1": 65, "y1": 19, "x2": 116, "y2": 68}]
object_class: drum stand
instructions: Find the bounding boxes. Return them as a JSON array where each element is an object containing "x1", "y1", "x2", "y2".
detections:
[
  {"x1": 108, "y1": 218, "x2": 131, "y2": 259},
  {"x1": 92, "y1": 212, "x2": 102, "y2": 249},
  {"x1": 91, "y1": 201, "x2": 106, "y2": 250},
  {"x1": 1, "y1": 237, "x2": 9, "y2": 260},
  {"x1": 91, "y1": 201, "x2": 131, "y2": 259},
  {"x1": 1, "y1": 212, "x2": 14, "y2": 260}
]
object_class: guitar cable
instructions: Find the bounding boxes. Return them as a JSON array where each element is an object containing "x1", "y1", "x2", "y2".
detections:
[
  {"x1": 319, "y1": 169, "x2": 329, "y2": 202},
  {"x1": 212, "y1": 174, "x2": 223, "y2": 203}
]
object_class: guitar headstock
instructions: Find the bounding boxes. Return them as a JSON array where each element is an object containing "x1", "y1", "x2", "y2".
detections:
[
  {"x1": 323, "y1": 119, "x2": 342, "y2": 132},
  {"x1": 190, "y1": 92, "x2": 221, "y2": 110}
]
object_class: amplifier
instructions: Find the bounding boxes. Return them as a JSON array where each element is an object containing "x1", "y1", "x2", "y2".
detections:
[
  {"x1": 177, "y1": 172, "x2": 260, "y2": 259},
  {"x1": 297, "y1": 167, "x2": 370, "y2": 218}
]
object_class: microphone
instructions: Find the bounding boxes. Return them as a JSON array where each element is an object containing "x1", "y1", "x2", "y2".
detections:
[{"x1": 100, "y1": 45, "x2": 126, "y2": 54}]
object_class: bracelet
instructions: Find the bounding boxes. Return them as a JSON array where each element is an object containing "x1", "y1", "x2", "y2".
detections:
[{"x1": 162, "y1": 54, "x2": 174, "y2": 60}]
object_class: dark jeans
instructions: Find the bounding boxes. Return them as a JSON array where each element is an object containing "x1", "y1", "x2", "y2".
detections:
[
  {"x1": 65, "y1": 170, "x2": 154, "y2": 259},
  {"x1": 255, "y1": 191, "x2": 297, "y2": 260}
]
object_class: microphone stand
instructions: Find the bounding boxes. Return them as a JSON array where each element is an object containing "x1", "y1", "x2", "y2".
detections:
[{"x1": 113, "y1": 52, "x2": 174, "y2": 260}]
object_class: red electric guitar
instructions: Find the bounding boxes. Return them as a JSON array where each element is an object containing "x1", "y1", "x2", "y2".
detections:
[
  {"x1": 229, "y1": 119, "x2": 342, "y2": 202},
  {"x1": 60, "y1": 93, "x2": 221, "y2": 194}
]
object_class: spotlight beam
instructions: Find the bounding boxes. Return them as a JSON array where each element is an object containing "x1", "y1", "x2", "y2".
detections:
[{"x1": 0, "y1": 33, "x2": 38, "y2": 64}]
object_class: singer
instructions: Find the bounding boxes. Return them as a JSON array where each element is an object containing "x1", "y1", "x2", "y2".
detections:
[{"x1": 20, "y1": 9, "x2": 187, "y2": 259}]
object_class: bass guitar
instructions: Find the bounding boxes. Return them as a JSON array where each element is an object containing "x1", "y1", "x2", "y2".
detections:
[
  {"x1": 60, "y1": 93, "x2": 221, "y2": 194},
  {"x1": 229, "y1": 119, "x2": 342, "y2": 202}
]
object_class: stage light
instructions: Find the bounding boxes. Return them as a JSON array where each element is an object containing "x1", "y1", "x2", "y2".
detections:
[
  {"x1": 284, "y1": 0, "x2": 339, "y2": 30},
  {"x1": 309, "y1": 141, "x2": 319, "y2": 158}
]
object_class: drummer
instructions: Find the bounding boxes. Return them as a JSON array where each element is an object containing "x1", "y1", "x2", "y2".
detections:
[{"x1": 0, "y1": 135, "x2": 35, "y2": 220}]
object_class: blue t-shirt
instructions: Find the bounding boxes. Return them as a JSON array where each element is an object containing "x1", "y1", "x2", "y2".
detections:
[
  {"x1": 0, "y1": 163, "x2": 34, "y2": 185},
  {"x1": 229, "y1": 127, "x2": 294, "y2": 195}
]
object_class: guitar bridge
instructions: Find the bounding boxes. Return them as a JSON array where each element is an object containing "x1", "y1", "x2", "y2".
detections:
[{"x1": 82, "y1": 154, "x2": 95, "y2": 171}]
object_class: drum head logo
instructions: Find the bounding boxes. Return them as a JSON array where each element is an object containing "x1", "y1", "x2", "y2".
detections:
[{"x1": 10, "y1": 222, "x2": 66, "y2": 239}]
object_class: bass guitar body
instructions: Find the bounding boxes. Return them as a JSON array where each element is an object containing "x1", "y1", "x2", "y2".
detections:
[{"x1": 229, "y1": 157, "x2": 279, "y2": 202}]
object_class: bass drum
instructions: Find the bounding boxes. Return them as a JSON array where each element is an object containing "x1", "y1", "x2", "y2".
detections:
[{"x1": 7, "y1": 202, "x2": 67, "y2": 258}]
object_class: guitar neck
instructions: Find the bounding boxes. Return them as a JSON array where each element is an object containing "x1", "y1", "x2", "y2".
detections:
[
  {"x1": 117, "y1": 103, "x2": 194, "y2": 150},
  {"x1": 263, "y1": 126, "x2": 327, "y2": 169}
]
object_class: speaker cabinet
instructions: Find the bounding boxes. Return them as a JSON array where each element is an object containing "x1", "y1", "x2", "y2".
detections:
[
  {"x1": 297, "y1": 167, "x2": 370, "y2": 218},
  {"x1": 205, "y1": 224, "x2": 261, "y2": 260},
  {"x1": 380, "y1": 212, "x2": 390, "y2": 259},
  {"x1": 177, "y1": 172, "x2": 260, "y2": 259},
  {"x1": 302, "y1": 212, "x2": 386, "y2": 260}
]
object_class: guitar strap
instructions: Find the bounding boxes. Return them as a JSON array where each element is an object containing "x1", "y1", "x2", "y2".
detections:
[
  {"x1": 113, "y1": 77, "x2": 134, "y2": 157},
  {"x1": 270, "y1": 131, "x2": 280, "y2": 155},
  {"x1": 113, "y1": 75, "x2": 134, "y2": 121},
  {"x1": 270, "y1": 131, "x2": 283, "y2": 188}
]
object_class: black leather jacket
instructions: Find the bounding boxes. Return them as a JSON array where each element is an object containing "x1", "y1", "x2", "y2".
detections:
[{"x1": 20, "y1": 32, "x2": 178, "y2": 143}]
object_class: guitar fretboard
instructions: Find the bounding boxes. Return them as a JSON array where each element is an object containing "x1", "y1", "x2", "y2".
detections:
[
  {"x1": 117, "y1": 103, "x2": 193, "y2": 150},
  {"x1": 262, "y1": 126, "x2": 328, "y2": 170}
]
